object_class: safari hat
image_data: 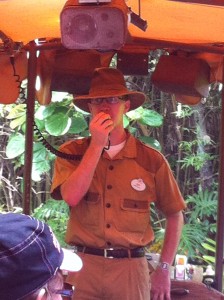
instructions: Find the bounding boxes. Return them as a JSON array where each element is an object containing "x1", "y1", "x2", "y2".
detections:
[
  {"x1": 74, "y1": 67, "x2": 146, "y2": 112},
  {"x1": 0, "y1": 213, "x2": 82, "y2": 300}
]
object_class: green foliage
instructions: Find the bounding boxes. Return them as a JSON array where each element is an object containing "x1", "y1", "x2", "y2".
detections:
[
  {"x1": 68, "y1": 113, "x2": 88, "y2": 134},
  {"x1": 125, "y1": 106, "x2": 163, "y2": 150},
  {"x1": 6, "y1": 133, "x2": 25, "y2": 158},
  {"x1": 186, "y1": 188, "x2": 218, "y2": 222},
  {"x1": 4, "y1": 96, "x2": 89, "y2": 182},
  {"x1": 150, "y1": 187, "x2": 217, "y2": 259},
  {"x1": 138, "y1": 136, "x2": 161, "y2": 151},
  {"x1": 126, "y1": 106, "x2": 163, "y2": 127},
  {"x1": 201, "y1": 238, "x2": 216, "y2": 265},
  {"x1": 32, "y1": 199, "x2": 70, "y2": 247},
  {"x1": 179, "y1": 137, "x2": 217, "y2": 171},
  {"x1": 6, "y1": 104, "x2": 27, "y2": 129},
  {"x1": 45, "y1": 112, "x2": 72, "y2": 136},
  {"x1": 178, "y1": 223, "x2": 207, "y2": 257},
  {"x1": 179, "y1": 153, "x2": 216, "y2": 171}
]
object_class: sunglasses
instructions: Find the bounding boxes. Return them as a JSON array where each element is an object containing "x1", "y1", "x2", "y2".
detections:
[{"x1": 90, "y1": 97, "x2": 126, "y2": 105}]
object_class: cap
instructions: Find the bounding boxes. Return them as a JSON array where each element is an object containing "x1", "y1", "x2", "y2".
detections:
[{"x1": 0, "y1": 213, "x2": 82, "y2": 300}]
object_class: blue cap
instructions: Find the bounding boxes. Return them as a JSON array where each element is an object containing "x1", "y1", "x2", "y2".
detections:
[{"x1": 0, "y1": 213, "x2": 82, "y2": 300}]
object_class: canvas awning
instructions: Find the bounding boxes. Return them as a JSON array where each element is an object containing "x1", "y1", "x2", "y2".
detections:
[{"x1": 0, "y1": 0, "x2": 224, "y2": 50}]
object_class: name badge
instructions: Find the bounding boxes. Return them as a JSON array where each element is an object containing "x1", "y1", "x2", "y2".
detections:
[{"x1": 131, "y1": 179, "x2": 146, "y2": 191}]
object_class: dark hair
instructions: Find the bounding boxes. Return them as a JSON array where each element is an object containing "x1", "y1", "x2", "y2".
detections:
[{"x1": 22, "y1": 270, "x2": 63, "y2": 300}]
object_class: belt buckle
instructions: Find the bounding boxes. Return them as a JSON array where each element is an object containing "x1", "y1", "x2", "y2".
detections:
[{"x1": 104, "y1": 248, "x2": 114, "y2": 259}]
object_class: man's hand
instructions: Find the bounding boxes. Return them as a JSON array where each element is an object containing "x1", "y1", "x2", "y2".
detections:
[
  {"x1": 150, "y1": 267, "x2": 171, "y2": 300},
  {"x1": 150, "y1": 212, "x2": 184, "y2": 299},
  {"x1": 89, "y1": 112, "x2": 114, "y2": 148}
]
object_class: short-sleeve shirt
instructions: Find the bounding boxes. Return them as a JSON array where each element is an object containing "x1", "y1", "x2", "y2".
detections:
[{"x1": 51, "y1": 131, "x2": 186, "y2": 249}]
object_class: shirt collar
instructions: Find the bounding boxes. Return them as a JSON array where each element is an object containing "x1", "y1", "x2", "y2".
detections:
[{"x1": 102, "y1": 130, "x2": 137, "y2": 160}]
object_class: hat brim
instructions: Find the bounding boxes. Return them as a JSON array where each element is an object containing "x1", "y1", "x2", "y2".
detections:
[
  {"x1": 60, "y1": 248, "x2": 83, "y2": 272},
  {"x1": 74, "y1": 91, "x2": 146, "y2": 112}
]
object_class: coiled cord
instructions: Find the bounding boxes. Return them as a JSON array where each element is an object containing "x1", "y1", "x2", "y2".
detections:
[
  {"x1": 10, "y1": 56, "x2": 26, "y2": 101},
  {"x1": 33, "y1": 122, "x2": 82, "y2": 160}
]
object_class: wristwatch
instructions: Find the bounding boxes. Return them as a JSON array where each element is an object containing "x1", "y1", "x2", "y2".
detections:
[{"x1": 158, "y1": 262, "x2": 170, "y2": 271}]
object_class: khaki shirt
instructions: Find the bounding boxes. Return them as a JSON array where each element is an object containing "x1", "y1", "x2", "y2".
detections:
[{"x1": 51, "y1": 132, "x2": 186, "y2": 248}]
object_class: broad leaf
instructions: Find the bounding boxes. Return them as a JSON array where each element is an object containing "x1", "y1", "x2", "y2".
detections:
[
  {"x1": 10, "y1": 115, "x2": 26, "y2": 129},
  {"x1": 139, "y1": 136, "x2": 161, "y2": 151},
  {"x1": 6, "y1": 104, "x2": 26, "y2": 119},
  {"x1": 126, "y1": 107, "x2": 142, "y2": 120},
  {"x1": 6, "y1": 134, "x2": 25, "y2": 158},
  {"x1": 68, "y1": 114, "x2": 88, "y2": 134},
  {"x1": 35, "y1": 105, "x2": 56, "y2": 120},
  {"x1": 45, "y1": 113, "x2": 71, "y2": 136},
  {"x1": 126, "y1": 107, "x2": 163, "y2": 127},
  {"x1": 34, "y1": 118, "x2": 45, "y2": 132},
  {"x1": 31, "y1": 143, "x2": 52, "y2": 181},
  {"x1": 139, "y1": 109, "x2": 163, "y2": 127}
]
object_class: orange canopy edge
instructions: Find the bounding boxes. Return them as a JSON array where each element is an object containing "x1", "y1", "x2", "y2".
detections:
[{"x1": 0, "y1": 0, "x2": 224, "y2": 49}]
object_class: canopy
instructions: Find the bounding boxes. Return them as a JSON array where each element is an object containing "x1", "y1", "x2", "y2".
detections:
[
  {"x1": 1, "y1": 0, "x2": 224, "y2": 49},
  {"x1": 1, "y1": 0, "x2": 223, "y2": 105},
  {"x1": 1, "y1": 0, "x2": 224, "y2": 292}
]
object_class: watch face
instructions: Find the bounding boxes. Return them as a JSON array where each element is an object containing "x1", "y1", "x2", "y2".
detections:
[{"x1": 160, "y1": 262, "x2": 169, "y2": 270}]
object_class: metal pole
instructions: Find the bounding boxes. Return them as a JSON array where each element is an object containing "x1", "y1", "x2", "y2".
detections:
[
  {"x1": 23, "y1": 42, "x2": 37, "y2": 215},
  {"x1": 214, "y1": 57, "x2": 224, "y2": 292}
]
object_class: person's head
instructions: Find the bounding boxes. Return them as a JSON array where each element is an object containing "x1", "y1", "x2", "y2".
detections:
[
  {"x1": 0, "y1": 213, "x2": 82, "y2": 300},
  {"x1": 74, "y1": 67, "x2": 146, "y2": 127}
]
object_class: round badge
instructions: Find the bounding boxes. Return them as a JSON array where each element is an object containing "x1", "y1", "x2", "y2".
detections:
[{"x1": 131, "y1": 179, "x2": 146, "y2": 191}]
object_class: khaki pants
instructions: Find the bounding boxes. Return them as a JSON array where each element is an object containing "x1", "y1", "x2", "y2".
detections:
[{"x1": 67, "y1": 252, "x2": 151, "y2": 300}]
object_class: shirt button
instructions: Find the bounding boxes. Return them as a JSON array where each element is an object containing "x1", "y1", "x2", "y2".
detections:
[
  {"x1": 109, "y1": 165, "x2": 114, "y2": 170},
  {"x1": 107, "y1": 184, "x2": 112, "y2": 189},
  {"x1": 106, "y1": 224, "x2": 111, "y2": 228},
  {"x1": 107, "y1": 241, "x2": 112, "y2": 246},
  {"x1": 106, "y1": 203, "x2": 111, "y2": 208}
]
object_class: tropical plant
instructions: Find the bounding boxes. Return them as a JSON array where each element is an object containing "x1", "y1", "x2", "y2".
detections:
[
  {"x1": 185, "y1": 187, "x2": 218, "y2": 225},
  {"x1": 32, "y1": 198, "x2": 70, "y2": 247},
  {"x1": 201, "y1": 237, "x2": 216, "y2": 265}
]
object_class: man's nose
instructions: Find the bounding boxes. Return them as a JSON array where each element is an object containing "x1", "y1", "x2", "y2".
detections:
[{"x1": 100, "y1": 100, "x2": 110, "y2": 109}]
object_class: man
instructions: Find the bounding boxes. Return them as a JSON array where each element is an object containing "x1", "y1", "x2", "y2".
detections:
[
  {"x1": 51, "y1": 67, "x2": 186, "y2": 300},
  {"x1": 0, "y1": 213, "x2": 82, "y2": 300}
]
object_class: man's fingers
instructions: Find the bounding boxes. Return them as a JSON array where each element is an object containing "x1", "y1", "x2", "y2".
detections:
[{"x1": 93, "y1": 112, "x2": 110, "y2": 124}]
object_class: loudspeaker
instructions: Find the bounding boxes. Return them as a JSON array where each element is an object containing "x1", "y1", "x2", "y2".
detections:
[
  {"x1": 60, "y1": 0, "x2": 129, "y2": 51},
  {"x1": 117, "y1": 50, "x2": 149, "y2": 75},
  {"x1": 151, "y1": 55, "x2": 211, "y2": 98}
]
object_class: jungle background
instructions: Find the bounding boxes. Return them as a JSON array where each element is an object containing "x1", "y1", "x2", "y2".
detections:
[{"x1": 0, "y1": 50, "x2": 222, "y2": 269}]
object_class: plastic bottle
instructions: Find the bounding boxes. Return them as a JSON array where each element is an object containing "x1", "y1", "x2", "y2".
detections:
[{"x1": 175, "y1": 257, "x2": 186, "y2": 280}]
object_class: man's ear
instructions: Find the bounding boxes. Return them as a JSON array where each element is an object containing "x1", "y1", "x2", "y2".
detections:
[
  {"x1": 36, "y1": 288, "x2": 47, "y2": 300},
  {"x1": 124, "y1": 100, "x2": 131, "y2": 113}
]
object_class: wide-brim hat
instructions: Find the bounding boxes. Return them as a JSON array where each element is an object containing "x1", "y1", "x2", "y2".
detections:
[
  {"x1": 74, "y1": 67, "x2": 146, "y2": 112},
  {"x1": 0, "y1": 213, "x2": 82, "y2": 300}
]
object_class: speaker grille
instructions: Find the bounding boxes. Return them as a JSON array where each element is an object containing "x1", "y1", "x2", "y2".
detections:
[{"x1": 61, "y1": 7, "x2": 127, "y2": 50}]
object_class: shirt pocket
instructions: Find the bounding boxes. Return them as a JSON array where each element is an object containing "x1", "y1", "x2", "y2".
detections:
[
  {"x1": 75, "y1": 192, "x2": 101, "y2": 227},
  {"x1": 114, "y1": 198, "x2": 150, "y2": 233}
]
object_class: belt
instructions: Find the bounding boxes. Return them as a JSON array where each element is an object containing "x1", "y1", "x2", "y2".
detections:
[{"x1": 76, "y1": 246, "x2": 145, "y2": 259}]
